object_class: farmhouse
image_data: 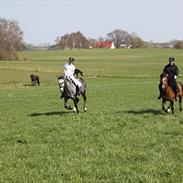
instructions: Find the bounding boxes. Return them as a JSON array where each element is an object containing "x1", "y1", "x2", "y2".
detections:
[{"x1": 92, "y1": 41, "x2": 115, "y2": 49}]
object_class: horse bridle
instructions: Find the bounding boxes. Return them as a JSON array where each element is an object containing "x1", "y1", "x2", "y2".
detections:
[{"x1": 161, "y1": 74, "x2": 168, "y2": 89}]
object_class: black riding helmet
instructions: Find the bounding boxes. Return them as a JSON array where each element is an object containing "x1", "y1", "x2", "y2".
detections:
[
  {"x1": 169, "y1": 57, "x2": 175, "y2": 62},
  {"x1": 68, "y1": 57, "x2": 74, "y2": 63}
]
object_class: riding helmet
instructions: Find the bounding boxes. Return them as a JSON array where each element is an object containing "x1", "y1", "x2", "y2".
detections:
[
  {"x1": 68, "y1": 57, "x2": 72, "y2": 62},
  {"x1": 68, "y1": 57, "x2": 74, "y2": 63},
  {"x1": 169, "y1": 57, "x2": 175, "y2": 62}
]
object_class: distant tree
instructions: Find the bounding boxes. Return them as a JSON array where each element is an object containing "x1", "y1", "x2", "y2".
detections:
[
  {"x1": 54, "y1": 36, "x2": 60, "y2": 50},
  {"x1": 107, "y1": 29, "x2": 145, "y2": 48},
  {"x1": 130, "y1": 33, "x2": 145, "y2": 48},
  {"x1": 107, "y1": 29, "x2": 131, "y2": 48},
  {"x1": 58, "y1": 31, "x2": 90, "y2": 49},
  {"x1": 59, "y1": 34, "x2": 69, "y2": 49},
  {"x1": 173, "y1": 40, "x2": 183, "y2": 49},
  {"x1": 0, "y1": 17, "x2": 23, "y2": 60},
  {"x1": 88, "y1": 38, "x2": 97, "y2": 48},
  {"x1": 18, "y1": 42, "x2": 37, "y2": 51}
]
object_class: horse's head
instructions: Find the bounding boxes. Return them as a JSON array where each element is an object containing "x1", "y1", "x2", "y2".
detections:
[
  {"x1": 57, "y1": 74, "x2": 64, "y2": 80},
  {"x1": 57, "y1": 75, "x2": 65, "y2": 92},
  {"x1": 160, "y1": 73, "x2": 168, "y2": 89}
]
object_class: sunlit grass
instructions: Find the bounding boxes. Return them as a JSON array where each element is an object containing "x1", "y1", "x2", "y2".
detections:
[{"x1": 0, "y1": 49, "x2": 183, "y2": 182}]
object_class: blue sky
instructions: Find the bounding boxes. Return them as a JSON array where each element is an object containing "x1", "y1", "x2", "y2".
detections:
[{"x1": 0, "y1": 0, "x2": 183, "y2": 45}]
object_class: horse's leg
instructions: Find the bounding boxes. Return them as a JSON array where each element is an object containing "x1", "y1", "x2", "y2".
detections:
[
  {"x1": 31, "y1": 79, "x2": 34, "y2": 85},
  {"x1": 170, "y1": 100, "x2": 174, "y2": 114},
  {"x1": 64, "y1": 98, "x2": 72, "y2": 110},
  {"x1": 76, "y1": 97, "x2": 79, "y2": 104},
  {"x1": 162, "y1": 101, "x2": 167, "y2": 113},
  {"x1": 179, "y1": 96, "x2": 182, "y2": 111},
  {"x1": 82, "y1": 92, "x2": 87, "y2": 112},
  {"x1": 72, "y1": 98, "x2": 79, "y2": 113},
  {"x1": 37, "y1": 78, "x2": 40, "y2": 86}
]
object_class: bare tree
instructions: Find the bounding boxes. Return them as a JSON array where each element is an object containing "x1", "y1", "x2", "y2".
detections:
[
  {"x1": 173, "y1": 40, "x2": 183, "y2": 49},
  {"x1": 107, "y1": 29, "x2": 131, "y2": 48},
  {"x1": 88, "y1": 38, "x2": 97, "y2": 48},
  {"x1": 0, "y1": 17, "x2": 23, "y2": 60},
  {"x1": 130, "y1": 33, "x2": 144, "y2": 48},
  {"x1": 58, "y1": 31, "x2": 90, "y2": 49}
]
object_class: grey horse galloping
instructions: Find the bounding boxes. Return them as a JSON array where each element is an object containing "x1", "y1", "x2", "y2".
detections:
[{"x1": 57, "y1": 75, "x2": 87, "y2": 113}]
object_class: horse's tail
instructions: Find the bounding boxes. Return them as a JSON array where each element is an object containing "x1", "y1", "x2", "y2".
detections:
[
  {"x1": 177, "y1": 81, "x2": 183, "y2": 96},
  {"x1": 181, "y1": 82, "x2": 183, "y2": 92}
]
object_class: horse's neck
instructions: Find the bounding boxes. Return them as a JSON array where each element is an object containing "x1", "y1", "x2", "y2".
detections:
[{"x1": 165, "y1": 85, "x2": 175, "y2": 95}]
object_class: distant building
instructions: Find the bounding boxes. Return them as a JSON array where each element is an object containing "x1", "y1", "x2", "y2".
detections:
[
  {"x1": 92, "y1": 41, "x2": 115, "y2": 49},
  {"x1": 157, "y1": 43, "x2": 174, "y2": 48}
]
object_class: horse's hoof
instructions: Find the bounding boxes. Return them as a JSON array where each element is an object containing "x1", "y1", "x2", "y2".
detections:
[
  {"x1": 167, "y1": 108, "x2": 171, "y2": 113},
  {"x1": 84, "y1": 107, "x2": 87, "y2": 112},
  {"x1": 73, "y1": 107, "x2": 79, "y2": 113}
]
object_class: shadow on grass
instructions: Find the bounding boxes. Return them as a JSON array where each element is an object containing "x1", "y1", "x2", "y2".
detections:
[
  {"x1": 117, "y1": 109, "x2": 165, "y2": 115},
  {"x1": 23, "y1": 84, "x2": 41, "y2": 87},
  {"x1": 28, "y1": 111, "x2": 69, "y2": 117}
]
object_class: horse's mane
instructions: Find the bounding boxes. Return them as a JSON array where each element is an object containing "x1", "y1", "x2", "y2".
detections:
[{"x1": 160, "y1": 72, "x2": 168, "y2": 78}]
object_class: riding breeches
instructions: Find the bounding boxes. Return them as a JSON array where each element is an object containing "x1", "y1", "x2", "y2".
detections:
[{"x1": 68, "y1": 75, "x2": 82, "y2": 87}]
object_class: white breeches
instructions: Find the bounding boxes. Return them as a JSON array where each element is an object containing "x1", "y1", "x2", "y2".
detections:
[{"x1": 69, "y1": 75, "x2": 82, "y2": 87}]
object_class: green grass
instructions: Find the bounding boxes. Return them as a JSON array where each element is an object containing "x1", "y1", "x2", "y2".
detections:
[{"x1": 0, "y1": 49, "x2": 183, "y2": 182}]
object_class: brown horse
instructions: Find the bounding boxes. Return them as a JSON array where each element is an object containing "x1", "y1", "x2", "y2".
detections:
[{"x1": 160, "y1": 73, "x2": 183, "y2": 113}]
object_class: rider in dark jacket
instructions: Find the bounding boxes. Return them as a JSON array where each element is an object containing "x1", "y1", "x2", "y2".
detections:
[{"x1": 158, "y1": 57, "x2": 179, "y2": 100}]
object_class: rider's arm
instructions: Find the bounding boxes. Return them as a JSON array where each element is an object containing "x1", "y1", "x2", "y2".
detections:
[
  {"x1": 175, "y1": 65, "x2": 179, "y2": 76},
  {"x1": 163, "y1": 65, "x2": 168, "y2": 74}
]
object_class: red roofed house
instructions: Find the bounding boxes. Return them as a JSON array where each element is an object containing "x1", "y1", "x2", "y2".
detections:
[{"x1": 92, "y1": 41, "x2": 115, "y2": 49}]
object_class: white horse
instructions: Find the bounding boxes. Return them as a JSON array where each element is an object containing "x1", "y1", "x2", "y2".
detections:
[{"x1": 57, "y1": 75, "x2": 87, "y2": 113}]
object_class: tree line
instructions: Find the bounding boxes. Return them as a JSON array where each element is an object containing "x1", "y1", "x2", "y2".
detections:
[
  {"x1": 53, "y1": 29, "x2": 144, "y2": 49},
  {"x1": 0, "y1": 18, "x2": 23, "y2": 60},
  {"x1": 0, "y1": 17, "x2": 183, "y2": 61}
]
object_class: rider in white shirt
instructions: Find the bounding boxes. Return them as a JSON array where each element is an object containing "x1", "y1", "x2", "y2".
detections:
[
  {"x1": 64, "y1": 57, "x2": 82, "y2": 94},
  {"x1": 64, "y1": 57, "x2": 82, "y2": 86}
]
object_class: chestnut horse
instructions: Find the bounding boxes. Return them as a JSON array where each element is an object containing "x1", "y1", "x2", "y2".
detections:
[{"x1": 160, "y1": 73, "x2": 183, "y2": 113}]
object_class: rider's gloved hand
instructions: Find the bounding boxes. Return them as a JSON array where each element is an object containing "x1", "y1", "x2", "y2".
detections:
[{"x1": 174, "y1": 75, "x2": 177, "y2": 79}]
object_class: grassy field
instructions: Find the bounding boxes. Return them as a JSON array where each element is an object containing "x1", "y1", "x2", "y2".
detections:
[{"x1": 0, "y1": 49, "x2": 183, "y2": 182}]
